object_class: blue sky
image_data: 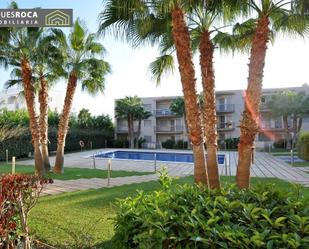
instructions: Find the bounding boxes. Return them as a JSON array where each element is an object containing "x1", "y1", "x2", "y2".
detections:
[{"x1": 0, "y1": 0, "x2": 309, "y2": 117}]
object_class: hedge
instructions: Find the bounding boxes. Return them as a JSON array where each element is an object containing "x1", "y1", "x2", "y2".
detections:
[
  {"x1": 298, "y1": 132, "x2": 309, "y2": 161},
  {"x1": 0, "y1": 128, "x2": 113, "y2": 161},
  {"x1": 113, "y1": 173, "x2": 309, "y2": 248}
]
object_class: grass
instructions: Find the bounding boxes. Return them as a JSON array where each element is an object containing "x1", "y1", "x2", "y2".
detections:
[
  {"x1": 287, "y1": 161, "x2": 309, "y2": 167},
  {"x1": 28, "y1": 176, "x2": 309, "y2": 249},
  {"x1": 0, "y1": 164, "x2": 152, "y2": 180}
]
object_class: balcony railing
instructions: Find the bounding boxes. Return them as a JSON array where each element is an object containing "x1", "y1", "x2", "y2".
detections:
[
  {"x1": 154, "y1": 109, "x2": 176, "y2": 117},
  {"x1": 217, "y1": 122, "x2": 235, "y2": 130},
  {"x1": 259, "y1": 122, "x2": 283, "y2": 129},
  {"x1": 154, "y1": 125, "x2": 184, "y2": 133},
  {"x1": 116, "y1": 126, "x2": 138, "y2": 133},
  {"x1": 216, "y1": 104, "x2": 235, "y2": 112}
]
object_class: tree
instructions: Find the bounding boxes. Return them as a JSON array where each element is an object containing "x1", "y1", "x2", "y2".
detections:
[
  {"x1": 52, "y1": 20, "x2": 111, "y2": 173},
  {"x1": 5, "y1": 31, "x2": 63, "y2": 172},
  {"x1": 135, "y1": 107, "x2": 152, "y2": 147},
  {"x1": 170, "y1": 97, "x2": 189, "y2": 146},
  {"x1": 99, "y1": 0, "x2": 208, "y2": 185},
  {"x1": 0, "y1": 26, "x2": 46, "y2": 176},
  {"x1": 77, "y1": 108, "x2": 93, "y2": 128},
  {"x1": 115, "y1": 96, "x2": 143, "y2": 149},
  {"x1": 235, "y1": 0, "x2": 309, "y2": 189},
  {"x1": 267, "y1": 91, "x2": 309, "y2": 149}
]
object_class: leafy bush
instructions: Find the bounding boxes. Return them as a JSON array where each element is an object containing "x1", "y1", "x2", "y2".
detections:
[
  {"x1": 176, "y1": 140, "x2": 188, "y2": 149},
  {"x1": 0, "y1": 128, "x2": 113, "y2": 161},
  {"x1": 298, "y1": 132, "x2": 309, "y2": 161},
  {"x1": 113, "y1": 175, "x2": 309, "y2": 248},
  {"x1": 161, "y1": 139, "x2": 175, "y2": 149},
  {"x1": 0, "y1": 174, "x2": 52, "y2": 248},
  {"x1": 113, "y1": 139, "x2": 129, "y2": 148},
  {"x1": 274, "y1": 139, "x2": 289, "y2": 149}
]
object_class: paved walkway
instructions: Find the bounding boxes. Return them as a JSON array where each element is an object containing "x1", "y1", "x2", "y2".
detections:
[{"x1": 17, "y1": 149, "x2": 309, "y2": 195}]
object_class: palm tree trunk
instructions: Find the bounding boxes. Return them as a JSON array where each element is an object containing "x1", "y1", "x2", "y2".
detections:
[
  {"x1": 39, "y1": 72, "x2": 51, "y2": 171},
  {"x1": 199, "y1": 30, "x2": 220, "y2": 188},
  {"x1": 130, "y1": 115, "x2": 135, "y2": 149},
  {"x1": 236, "y1": 17, "x2": 270, "y2": 189},
  {"x1": 21, "y1": 58, "x2": 44, "y2": 176},
  {"x1": 283, "y1": 115, "x2": 291, "y2": 149},
  {"x1": 136, "y1": 119, "x2": 142, "y2": 148},
  {"x1": 54, "y1": 72, "x2": 77, "y2": 173},
  {"x1": 171, "y1": 6, "x2": 208, "y2": 185}
]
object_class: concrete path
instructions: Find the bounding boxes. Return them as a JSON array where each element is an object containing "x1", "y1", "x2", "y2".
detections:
[
  {"x1": 41, "y1": 174, "x2": 158, "y2": 196},
  {"x1": 16, "y1": 148, "x2": 309, "y2": 195}
]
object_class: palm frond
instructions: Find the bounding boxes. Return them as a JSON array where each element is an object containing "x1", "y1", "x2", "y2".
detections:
[{"x1": 149, "y1": 54, "x2": 174, "y2": 86}]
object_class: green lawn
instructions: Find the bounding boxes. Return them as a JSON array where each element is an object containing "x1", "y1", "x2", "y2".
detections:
[
  {"x1": 29, "y1": 176, "x2": 309, "y2": 249},
  {"x1": 272, "y1": 152, "x2": 295, "y2": 156},
  {"x1": 0, "y1": 164, "x2": 152, "y2": 180},
  {"x1": 287, "y1": 161, "x2": 309, "y2": 167}
]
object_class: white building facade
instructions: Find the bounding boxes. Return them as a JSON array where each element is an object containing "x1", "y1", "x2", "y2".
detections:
[
  {"x1": 0, "y1": 88, "x2": 65, "y2": 112},
  {"x1": 115, "y1": 85, "x2": 309, "y2": 149}
]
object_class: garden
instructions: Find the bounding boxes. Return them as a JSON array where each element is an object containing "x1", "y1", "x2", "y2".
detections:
[{"x1": 1, "y1": 0, "x2": 309, "y2": 248}]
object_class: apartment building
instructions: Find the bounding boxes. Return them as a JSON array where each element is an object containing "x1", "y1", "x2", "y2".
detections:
[
  {"x1": 115, "y1": 85, "x2": 309, "y2": 149},
  {"x1": 0, "y1": 88, "x2": 65, "y2": 112}
]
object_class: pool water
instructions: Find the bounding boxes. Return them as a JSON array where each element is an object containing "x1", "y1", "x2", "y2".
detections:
[{"x1": 95, "y1": 150, "x2": 226, "y2": 164}]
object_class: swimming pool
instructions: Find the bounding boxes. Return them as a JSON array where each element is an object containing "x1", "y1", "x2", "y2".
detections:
[{"x1": 95, "y1": 150, "x2": 226, "y2": 164}]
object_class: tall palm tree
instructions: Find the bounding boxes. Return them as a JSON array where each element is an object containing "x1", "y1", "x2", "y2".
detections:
[
  {"x1": 135, "y1": 107, "x2": 152, "y2": 147},
  {"x1": 235, "y1": 0, "x2": 309, "y2": 188},
  {"x1": 52, "y1": 20, "x2": 111, "y2": 173},
  {"x1": 0, "y1": 27, "x2": 45, "y2": 176},
  {"x1": 5, "y1": 33, "x2": 63, "y2": 172},
  {"x1": 115, "y1": 96, "x2": 143, "y2": 149},
  {"x1": 99, "y1": 0, "x2": 208, "y2": 185}
]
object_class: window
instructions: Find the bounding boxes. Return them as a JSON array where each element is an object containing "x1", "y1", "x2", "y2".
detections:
[
  {"x1": 143, "y1": 104, "x2": 152, "y2": 111},
  {"x1": 144, "y1": 120, "x2": 152, "y2": 127},
  {"x1": 144, "y1": 136, "x2": 152, "y2": 143}
]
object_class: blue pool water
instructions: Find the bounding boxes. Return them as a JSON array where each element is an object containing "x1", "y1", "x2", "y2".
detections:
[{"x1": 95, "y1": 151, "x2": 226, "y2": 164}]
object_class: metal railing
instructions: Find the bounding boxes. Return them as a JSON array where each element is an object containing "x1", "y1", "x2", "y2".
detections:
[
  {"x1": 216, "y1": 104, "x2": 235, "y2": 112},
  {"x1": 217, "y1": 122, "x2": 235, "y2": 130},
  {"x1": 154, "y1": 125, "x2": 184, "y2": 132},
  {"x1": 154, "y1": 109, "x2": 176, "y2": 116}
]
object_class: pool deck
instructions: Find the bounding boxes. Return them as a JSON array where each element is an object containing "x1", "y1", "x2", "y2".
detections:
[{"x1": 16, "y1": 148, "x2": 309, "y2": 195}]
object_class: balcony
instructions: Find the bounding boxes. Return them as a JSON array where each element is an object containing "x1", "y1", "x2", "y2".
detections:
[
  {"x1": 154, "y1": 109, "x2": 176, "y2": 117},
  {"x1": 217, "y1": 122, "x2": 235, "y2": 131},
  {"x1": 154, "y1": 125, "x2": 184, "y2": 133},
  {"x1": 216, "y1": 104, "x2": 235, "y2": 112},
  {"x1": 116, "y1": 126, "x2": 138, "y2": 133},
  {"x1": 259, "y1": 122, "x2": 283, "y2": 130}
]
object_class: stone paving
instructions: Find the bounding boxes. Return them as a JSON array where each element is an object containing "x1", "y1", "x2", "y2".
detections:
[{"x1": 17, "y1": 148, "x2": 309, "y2": 195}]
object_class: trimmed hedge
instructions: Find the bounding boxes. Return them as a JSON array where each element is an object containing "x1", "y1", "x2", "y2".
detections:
[
  {"x1": 162, "y1": 139, "x2": 188, "y2": 149},
  {"x1": 113, "y1": 174, "x2": 309, "y2": 248},
  {"x1": 298, "y1": 132, "x2": 309, "y2": 161},
  {"x1": 0, "y1": 128, "x2": 113, "y2": 161}
]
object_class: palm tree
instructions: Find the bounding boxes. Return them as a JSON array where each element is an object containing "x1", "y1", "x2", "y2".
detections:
[
  {"x1": 52, "y1": 20, "x2": 111, "y2": 173},
  {"x1": 135, "y1": 107, "x2": 152, "y2": 148},
  {"x1": 267, "y1": 91, "x2": 309, "y2": 150},
  {"x1": 99, "y1": 0, "x2": 208, "y2": 185},
  {"x1": 235, "y1": 0, "x2": 309, "y2": 189},
  {"x1": 115, "y1": 96, "x2": 143, "y2": 149},
  {"x1": 6, "y1": 33, "x2": 63, "y2": 172},
  {"x1": 0, "y1": 27, "x2": 46, "y2": 176}
]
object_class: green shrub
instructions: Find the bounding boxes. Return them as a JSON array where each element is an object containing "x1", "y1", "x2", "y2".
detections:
[
  {"x1": 113, "y1": 176, "x2": 309, "y2": 249},
  {"x1": 161, "y1": 139, "x2": 175, "y2": 149},
  {"x1": 113, "y1": 139, "x2": 129, "y2": 148},
  {"x1": 0, "y1": 128, "x2": 113, "y2": 161},
  {"x1": 298, "y1": 132, "x2": 309, "y2": 161},
  {"x1": 274, "y1": 139, "x2": 289, "y2": 149}
]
